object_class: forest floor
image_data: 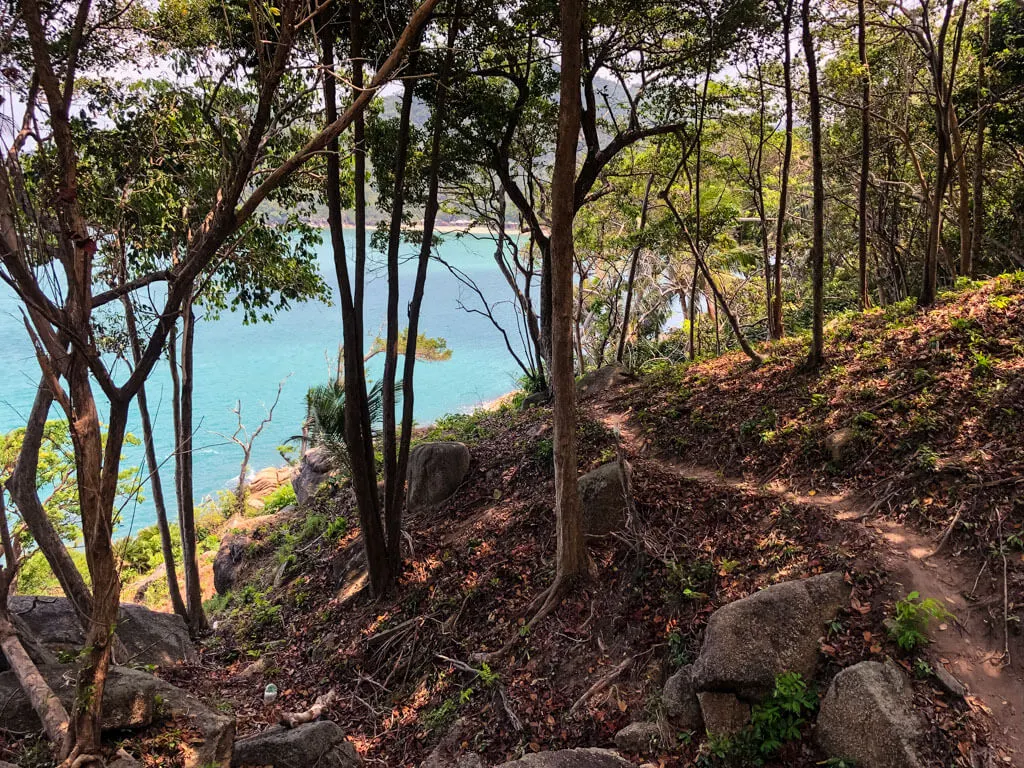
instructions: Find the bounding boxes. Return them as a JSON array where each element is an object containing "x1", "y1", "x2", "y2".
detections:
[{"x1": 96, "y1": 274, "x2": 1024, "y2": 768}]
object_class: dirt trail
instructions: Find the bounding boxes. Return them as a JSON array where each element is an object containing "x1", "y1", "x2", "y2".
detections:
[{"x1": 595, "y1": 400, "x2": 1024, "y2": 766}]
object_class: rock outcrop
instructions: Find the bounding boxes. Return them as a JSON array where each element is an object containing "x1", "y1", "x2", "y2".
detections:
[
  {"x1": 406, "y1": 442, "x2": 471, "y2": 512},
  {"x1": 578, "y1": 461, "x2": 630, "y2": 536},
  {"x1": 691, "y1": 572, "x2": 850, "y2": 700},
  {"x1": 825, "y1": 427, "x2": 858, "y2": 464},
  {"x1": 576, "y1": 365, "x2": 634, "y2": 399},
  {"x1": 816, "y1": 661, "x2": 923, "y2": 768},
  {"x1": 0, "y1": 665, "x2": 232, "y2": 768},
  {"x1": 696, "y1": 692, "x2": 750, "y2": 736},
  {"x1": 7, "y1": 596, "x2": 197, "y2": 667},
  {"x1": 293, "y1": 446, "x2": 332, "y2": 505},
  {"x1": 494, "y1": 749, "x2": 632, "y2": 767},
  {"x1": 661, "y1": 665, "x2": 702, "y2": 731},
  {"x1": 214, "y1": 534, "x2": 250, "y2": 596},
  {"x1": 232, "y1": 721, "x2": 360, "y2": 768},
  {"x1": 614, "y1": 722, "x2": 670, "y2": 754}
]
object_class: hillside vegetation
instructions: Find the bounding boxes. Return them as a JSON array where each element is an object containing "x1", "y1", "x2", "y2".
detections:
[{"x1": 141, "y1": 275, "x2": 1024, "y2": 768}]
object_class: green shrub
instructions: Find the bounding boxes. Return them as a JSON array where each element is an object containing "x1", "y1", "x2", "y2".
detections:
[
  {"x1": 888, "y1": 591, "x2": 953, "y2": 651},
  {"x1": 263, "y1": 483, "x2": 297, "y2": 514},
  {"x1": 749, "y1": 672, "x2": 817, "y2": 756}
]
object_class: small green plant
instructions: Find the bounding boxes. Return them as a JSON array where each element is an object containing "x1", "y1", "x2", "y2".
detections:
[
  {"x1": 324, "y1": 516, "x2": 348, "y2": 542},
  {"x1": 421, "y1": 698, "x2": 458, "y2": 732},
  {"x1": 533, "y1": 437, "x2": 554, "y2": 469},
  {"x1": 971, "y1": 350, "x2": 995, "y2": 377},
  {"x1": 914, "y1": 445, "x2": 940, "y2": 472},
  {"x1": 667, "y1": 630, "x2": 692, "y2": 668},
  {"x1": 262, "y1": 483, "x2": 297, "y2": 514},
  {"x1": 853, "y1": 411, "x2": 878, "y2": 429},
  {"x1": 477, "y1": 662, "x2": 500, "y2": 687},
  {"x1": 749, "y1": 672, "x2": 817, "y2": 756},
  {"x1": 888, "y1": 591, "x2": 953, "y2": 651},
  {"x1": 912, "y1": 658, "x2": 934, "y2": 679}
]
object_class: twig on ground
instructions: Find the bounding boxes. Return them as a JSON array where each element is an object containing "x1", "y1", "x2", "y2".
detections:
[
  {"x1": 280, "y1": 689, "x2": 337, "y2": 728},
  {"x1": 568, "y1": 656, "x2": 633, "y2": 716}
]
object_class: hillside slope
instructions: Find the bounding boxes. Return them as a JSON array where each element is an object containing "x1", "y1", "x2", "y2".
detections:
[{"x1": 136, "y1": 275, "x2": 1023, "y2": 768}]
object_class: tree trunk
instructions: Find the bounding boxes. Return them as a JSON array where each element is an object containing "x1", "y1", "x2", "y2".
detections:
[
  {"x1": 857, "y1": 0, "x2": 871, "y2": 309},
  {"x1": 381, "y1": 70, "x2": 418, "y2": 575},
  {"x1": 617, "y1": 173, "x2": 655, "y2": 362},
  {"x1": 548, "y1": 0, "x2": 589, "y2": 591},
  {"x1": 802, "y1": 0, "x2": 826, "y2": 366},
  {"x1": 170, "y1": 301, "x2": 207, "y2": 632},
  {"x1": 969, "y1": 11, "x2": 989, "y2": 277},
  {"x1": 6, "y1": 383, "x2": 95, "y2": 624},
  {"x1": 0, "y1": 486, "x2": 70, "y2": 755},
  {"x1": 772, "y1": 0, "x2": 793, "y2": 339},
  {"x1": 319, "y1": 14, "x2": 391, "y2": 596},
  {"x1": 122, "y1": 296, "x2": 187, "y2": 619},
  {"x1": 395, "y1": 13, "x2": 459, "y2": 536}
]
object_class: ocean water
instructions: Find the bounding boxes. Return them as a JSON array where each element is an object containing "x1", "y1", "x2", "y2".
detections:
[{"x1": 0, "y1": 230, "x2": 527, "y2": 534}]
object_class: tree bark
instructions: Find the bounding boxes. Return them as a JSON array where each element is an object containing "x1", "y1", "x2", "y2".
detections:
[
  {"x1": 0, "y1": 485, "x2": 70, "y2": 755},
  {"x1": 319, "y1": 13, "x2": 391, "y2": 596},
  {"x1": 122, "y1": 295, "x2": 187, "y2": 619},
  {"x1": 857, "y1": 0, "x2": 872, "y2": 309},
  {"x1": 381, "y1": 68, "x2": 418, "y2": 576},
  {"x1": 170, "y1": 301, "x2": 207, "y2": 632},
  {"x1": 616, "y1": 173, "x2": 655, "y2": 362},
  {"x1": 395, "y1": 13, "x2": 460, "y2": 541},
  {"x1": 968, "y1": 11, "x2": 988, "y2": 277},
  {"x1": 802, "y1": 0, "x2": 826, "y2": 366},
  {"x1": 772, "y1": 0, "x2": 793, "y2": 339},
  {"x1": 6, "y1": 383, "x2": 95, "y2": 625},
  {"x1": 548, "y1": 0, "x2": 589, "y2": 591}
]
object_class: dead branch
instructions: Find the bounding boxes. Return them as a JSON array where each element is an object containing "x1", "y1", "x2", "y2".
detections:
[{"x1": 279, "y1": 689, "x2": 337, "y2": 728}]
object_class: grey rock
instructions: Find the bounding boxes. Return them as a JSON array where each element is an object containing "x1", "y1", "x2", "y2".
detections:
[
  {"x1": 419, "y1": 717, "x2": 482, "y2": 768},
  {"x1": 816, "y1": 661, "x2": 923, "y2": 768},
  {"x1": 825, "y1": 427, "x2": 858, "y2": 464},
  {"x1": 7, "y1": 596, "x2": 196, "y2": 667},
  {"x1": 662, "y1": 665, "x2": 702, "y2": 731},
  {"x1": 232, "y1": 721, "x2": 360, "y2": 768},
  {"x1": 577, "y1": 365, "x2": 634, "y2": 399},
  {"x1": 614, "y1": 722, "x2": 671, "y2": 754},
  {"x1": 214, "y1": 534, "x2": 250, "y2": 596},
  {"x1": 697, "y1": 692, "x2": 750, "y2": 736},
  {"x1": 0, "y1": 664, "x2": 153, "y2": 733},
  {"x1": 520, "y1": 391, "x2": 551, "y2": 409},
  {"x1": 493, "y1": 749, "x2": 633, "y2": 768},
  {"x1": 0, "y1": 761, "x2": 20, "y2": 768},
  {"x1": 692, "y1": 572, "x2": 850, "y2": 699},
  {"x1": 406, "y1": 442, "x2": 471, "y2": 511},
  {"x1": 578, "y1": 461, "x2": 630, "y2": 536},
  {"x1": 108, "y1": 749, "x2": 142, "y2": 768},
  {"x1": 933, "y1": 665, "x2": 967, "y2": 698},
  {"x1": 293, "y1": 446, "x2": 332, "y2": 505},
  {"x1": 0, "y1": 665, "x2": 232, "y2": 767}
]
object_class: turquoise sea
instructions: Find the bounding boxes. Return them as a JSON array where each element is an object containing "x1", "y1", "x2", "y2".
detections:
[{"x1": 0, "y1": 230, "x2": 526, "y2": 535}]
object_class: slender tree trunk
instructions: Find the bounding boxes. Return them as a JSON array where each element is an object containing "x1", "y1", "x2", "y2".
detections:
[
  {"x1": 381, "y1": 69, "x2": 418, "y2": 575},
  {"x1": 122, "y1": 296, "x2": 187, "y2": 618},
  {"x1": 857, "y1": 0, "x2": 871, "y2": 309},
  {"x1": 969, "y1": 11, "x2": 988, "y2": 277},
  {"x1": 0, "y1": 490, "x2": 70, "y2": 756},
  {"x1": 772, "y1": 0, "x2": 793, "y2": 339},
  {"x1": 170, "y1": 300, "x2": 207, "y2": 632},
  {"x1": 617, "y1": 173, "x2": 655, "y2": 363},
  {"x1": 396, "y1": 13, "x2": 459, "y2": 531},
  {"x1": 319, "y1": 14, "x2": 391, "y2": 595},
  {"x1": 547, "y1": 0, "x2": 589, "y2": 595},
  {"x1": 921, "y1": 111, "x2": 948, "y2": 306},
  {"x1": 6, "y1": 383, "x2": 95, "y2": 624},
  {"x1": 802, "y1": 0, "x2": 826, "y2": 366},
  {"x1": 688, "y1": 260, "x2": 699, "y2": 360},
  {"x1": 949, "y1": 106, "x2": 971, "y2": 273}
]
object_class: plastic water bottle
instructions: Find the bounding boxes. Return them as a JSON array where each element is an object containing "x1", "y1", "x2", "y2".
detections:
[{"x1": 263, "y1": 683, "x2": 278, "y2": 705}]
